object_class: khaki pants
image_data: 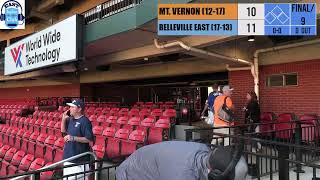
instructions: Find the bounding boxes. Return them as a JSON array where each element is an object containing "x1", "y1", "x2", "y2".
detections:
[
  {"x1": 63, "y1": 162, "x2": 90, "y2": 180},
  {"x1": 211, "y1": 126, "x2": 234, "y2": 146}
]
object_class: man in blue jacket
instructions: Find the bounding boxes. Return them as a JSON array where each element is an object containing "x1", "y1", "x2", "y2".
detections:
[{"x1": 116, "y1": 141, "x2": 248, "y2": 180}]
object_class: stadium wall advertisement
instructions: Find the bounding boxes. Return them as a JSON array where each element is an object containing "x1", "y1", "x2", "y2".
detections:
[{"x1": 4, "y1": 14, "x2": 83, "y2": 75}]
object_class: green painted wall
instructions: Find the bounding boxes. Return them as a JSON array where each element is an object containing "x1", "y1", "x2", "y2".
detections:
[{"x1": 84, "y1": 0, "x2": 193, "y2": 43}]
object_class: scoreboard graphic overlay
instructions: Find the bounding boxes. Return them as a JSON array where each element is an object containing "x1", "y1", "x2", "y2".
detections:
[{"x1": 158, "y1": 3, "x2": 317, "y2": 36}]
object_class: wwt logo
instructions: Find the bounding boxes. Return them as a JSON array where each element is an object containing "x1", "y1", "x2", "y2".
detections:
[{"x1": 10, "y1": 44, "x2": 24, "y2": 68}]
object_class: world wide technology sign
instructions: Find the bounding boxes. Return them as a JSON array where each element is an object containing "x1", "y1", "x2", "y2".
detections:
[{"x1": 5, "y1": 14, "x2": 82, "y2": 75}]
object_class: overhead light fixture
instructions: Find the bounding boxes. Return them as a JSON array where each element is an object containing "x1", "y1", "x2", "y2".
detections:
[
  {"x1": 144, "y1": 57, "x2": 149, "y2": 61},
  {"x1": 84, "y1": 68, "x2": 88, "y2": 71},
  {"x1": 248, "y1": 36, "x2": 255, "y2": 42}
]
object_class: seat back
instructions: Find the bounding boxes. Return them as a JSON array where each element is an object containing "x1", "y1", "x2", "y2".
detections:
[
  {"x1": 129, "y1": 130, "x2": 145, "y2": 142},
  {"x1": 148, "y1": 119, "x2": 170, "y2": 144},
  {"x1": 18, "y1": 154, "x2": 35, "y2": 171},
  {"x1": 117, "y1": 116, "x2": 129, "y2": 125},
  {"x1": 115, "y1": 129, "x2": 130, "y2": 140},
  {"x1": 4, "y1": 147, "x2": 17, "y2": 162},
  {"x1": 29, "y1": 158, "x2": 45, "y2": 171},
  {"x1": 102, "y1": 127, "x2": 116, "y2": 137},
  {"x1": 275, "y1": 115, "x2": 294, "y2": 140},
  {"x1": 300, "y1": 114, "x2": 319, "y2": 142},
  {"x1": 11, "y1": 150, "x2": 26, "y2": 166}
]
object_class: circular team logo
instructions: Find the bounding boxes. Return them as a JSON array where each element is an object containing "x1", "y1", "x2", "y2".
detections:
[{"x1": 0, "y1": 0, "x2": 25, "y2": 29}]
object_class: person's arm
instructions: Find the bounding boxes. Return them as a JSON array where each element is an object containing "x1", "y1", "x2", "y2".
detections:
[
  {"x1": 201, "y1": 102, "x2": 208, "y2": 116},
  {"x1": 61, "y1": 111, "x2": 69, "y2": 136},
  {"x1": 64, "y1": 136, "x2": 91, "y2": 143}
]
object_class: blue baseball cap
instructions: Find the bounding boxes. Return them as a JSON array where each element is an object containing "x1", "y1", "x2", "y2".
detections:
[{"x1": 66, "y1": 99, "x2": 85, "y2": 109}]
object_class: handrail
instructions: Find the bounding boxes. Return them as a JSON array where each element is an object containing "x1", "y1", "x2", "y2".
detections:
[{"x1": 11, "y1": 151, "x2": 98, "y2": 180}]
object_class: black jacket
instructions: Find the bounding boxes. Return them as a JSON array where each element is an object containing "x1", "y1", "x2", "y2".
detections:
[{"x1": 245, "y1": 100, "x2": 261, "y2": 124}]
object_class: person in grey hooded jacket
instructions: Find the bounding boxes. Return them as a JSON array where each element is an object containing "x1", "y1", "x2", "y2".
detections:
[{"x1": 115, "y1": 141, "x2": 248, "y2": 180}]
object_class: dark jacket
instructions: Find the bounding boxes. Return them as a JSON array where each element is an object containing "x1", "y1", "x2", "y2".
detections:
[{"x1": 245, "y1": 100, "x2": 261, "y2": 124}]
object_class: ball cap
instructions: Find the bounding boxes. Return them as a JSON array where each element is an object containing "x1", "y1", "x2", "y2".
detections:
[
  {"x1": 66, "y1": 99, "x2": 85, "y2": 109},
  {"x1": 222, "y1": 85, "x2": 234, "y2": 92}
]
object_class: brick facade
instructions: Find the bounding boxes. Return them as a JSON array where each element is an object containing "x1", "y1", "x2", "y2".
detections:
[{"x1": 229, "y1": 59, "x2": 320, "y2": 120}]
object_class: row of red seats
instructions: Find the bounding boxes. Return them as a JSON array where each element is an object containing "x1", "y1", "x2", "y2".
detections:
[
  {"x1": 85, "y1": 108, "x2": 176, "y2": 119},
  {"x1": 32, "y1": 111, "x2": 62, "y2": 121},
  {"x1": 0, "y1": 109, "x2": 23, "y2": 121},
  {"x1": 38, "y1": 97, "x2": 65, "y2": 106},
  {"x1": 92, "y1": 118, "x2": 170, "y2": 160},
  {"x1": 86, "y1": 102, "x2": 120, "y2": 108},
  {"x1": 92, "y1": 117, "x2": 170, "y2": 146},
  {"x1": 0, "y1": 99, "x2": 36, "y2": 106},
  {"x1": 260, "y1": 113, "x2": 319, "y2": 141},
  {"x1": 92, "y1": 128, "x2": 146, "y2": 159},
  {"x1": 0, "y1": 105, "x2": 30, "y2": 109},
  {"x1": 88, "y1": 109, "x2": 175, "y2": 121},
  {"x1": 135, "y1": 102, "x2": 175, "y2": 105},
  {"x1": 0, "y1": 127, "x2": 64, "y2": 179},
  {"x1": 32, "y1": 108, "x2": 176, "y2": 123},
  {"x1": 6, "y1": 117, "x2": 62, "y2": 137}
]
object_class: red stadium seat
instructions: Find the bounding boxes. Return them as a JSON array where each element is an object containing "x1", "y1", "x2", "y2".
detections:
[
  {"x1": 120, "y1": 130, "x2": 145, "y2": 156},
  {"x1": 14, "y1": 129, "x2": 25, "y2": 150},
  {"x1": 27, "y1": 131, "x2": 40, "y2": 155},
  {"x1": 27, "y1": 118, "x2": 37, "y2": 132},
  {"x1": 275, "y1": 114, "x2": 295, "y2": 140},
  {"x1": 53, "y1": 112, "x2": 61, "y2": 121},
  {"x1": 34, "y1": 119, "x2": 43, "y2": 133},
  {"x1": 148, "y1": 118, "x2": 170, "y2": 144},
  {"x1": 12, "y1": 117, "x2": 20, "y2": 128},
  {"x1": 21, "y1": 131, "x2": 32, "y2": 153},
  {"x1": 117, "y1": 116, "x2": 129, "y2": 126},
  {"x1": 97, "y1": 115, "x2": 107, "y2": 125},
  {"x1": 40, "y1": 162, "x2": 54, "y2": 179},
  {"x1": 106, "y1": 129, "x2": 129, "y2": 159},
  {"x1": 92, "y1": 126, "x2": 110, "y2": 159},
  {"x1": 53, "y1": 138, "x2": 64, "y2": 163},
  {"x1": 18, "y1": 154, "x2": 35, "y2": 171},
  {"x1": 8, "y1": 165, "x2": 18, "y2": 176},
  {"x1": 8, "y1": 128, "x2": 18, "y2": 147},
  {"x1": 40, "y1": 120, "x2": 50, "y2": 134},
  {"x1": 44, "y1": 135, "x2": 57, "y2": 162},
  {"x1": 11, "y1": 150, "x2": 26, "y2": 167},
  {"x1": 54, "y1": 122, "x2": 62, "y2": 137},
  {"x1": 3, "y1": 147, "x2": 17, "y2": 162},
  {"x1": 151, "y1": 109, "x2": 163, "y2": 120},
  {"x1": 139, "y1": 110, "x2": 150, "y2": 119},
  {"x1": 2, "y1": 127, "x2": 13, "y2": 145},
  {"x1": 47, "y1": 121, "x2": 56, "y2": 136},
  {"x1": 260, "y1": 112, "x2": 275, "y2": 136},
  {"x1": 136, "y1": 117, "x2": 155, "y2": 136},
  {"x1": 300, "y1": 115, "x2": 319, "y2": 142},
  {"x1": 18, "y1": 117, "x2": 26, "y2": 129},
  {"x1": 92, "y1": 144, "x2": 105, "y2": 159},
  {"x1": 93, "y1": 126, "x2": 104, "y2": 145},
  {"x1": 29, "y1": 158, "x2": 46, "y2": 171},
  {"x1": 129, "y1": 109, "x2": 140, "y2": 118},
  {"x1": 35, "y1": 134, "x2": 47, "y2": 158},
  {"x1": 0, "y1": 160, "x2": 10, "y2": 177},
  {"x1": 89, "y1": 115, "x2": 97, "y2": 122}
]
